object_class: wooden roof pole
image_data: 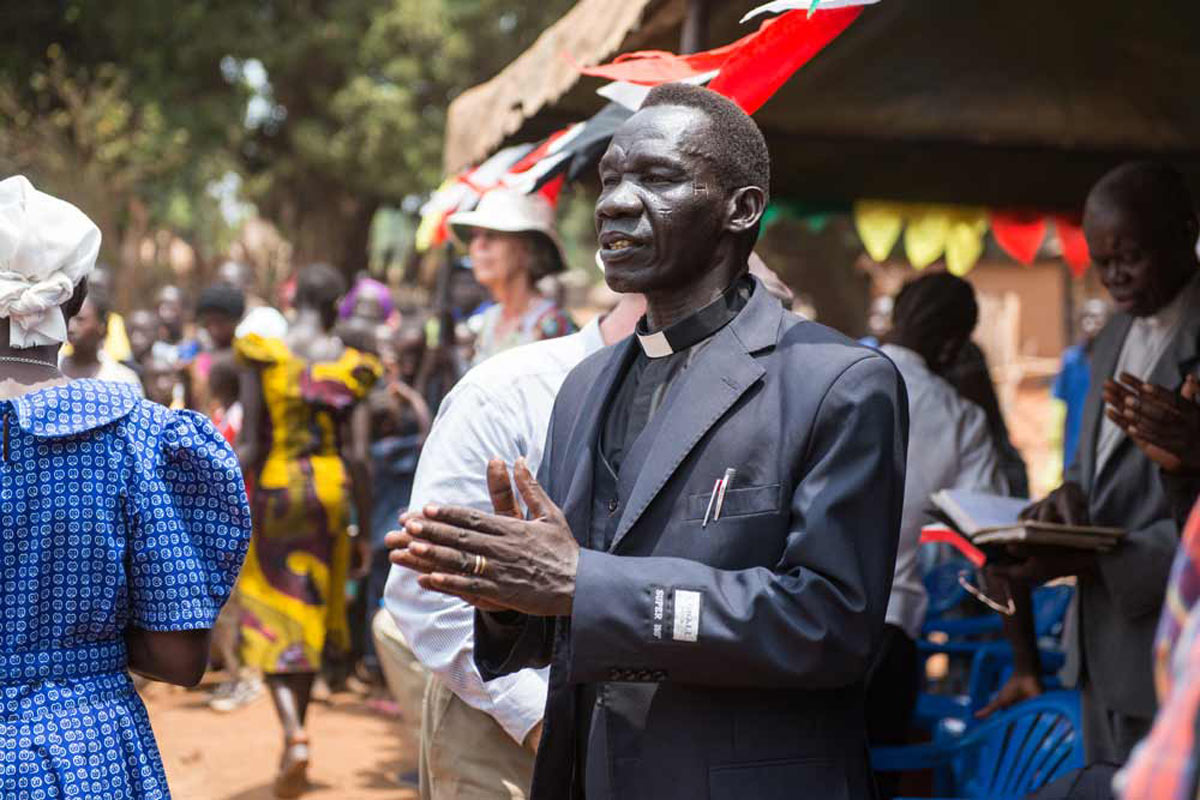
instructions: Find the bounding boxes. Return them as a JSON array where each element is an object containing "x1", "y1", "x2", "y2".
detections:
[{"x1": 680, "y1": 0, "x2": 710, "y2": 54}]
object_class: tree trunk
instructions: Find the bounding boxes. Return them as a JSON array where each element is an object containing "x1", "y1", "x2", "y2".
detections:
[{"x1": 284, "y1": 191, "x2": 379, "y2": 279}]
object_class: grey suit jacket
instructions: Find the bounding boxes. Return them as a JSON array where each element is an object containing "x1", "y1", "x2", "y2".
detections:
[
  {"x1": 475, "y1": 279, "x2": 909, "y2": 800},
  {"x1": 1065, "y1": 292, "x2": 1200, "y2": 719}
]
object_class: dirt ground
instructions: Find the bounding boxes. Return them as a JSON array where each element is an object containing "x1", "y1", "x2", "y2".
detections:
[{"x1": 143, "y1": 678, "x2": 421, "y2": 800}]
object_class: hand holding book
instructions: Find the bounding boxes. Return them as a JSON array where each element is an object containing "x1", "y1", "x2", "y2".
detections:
[
  {"x1": 932, "y1": 488, "x2": 1119, "y2": 551},
  {"x1": 1018, "y1": 481, "x2": 1089, "y2": 527}
]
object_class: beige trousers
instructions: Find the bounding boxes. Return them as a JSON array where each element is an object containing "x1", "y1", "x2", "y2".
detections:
[
  {"x1": 372, "y1": 608, "x2": 428, "y2": 716},
  {"x1": 419, "y1": 674, "x2": 535, "y2": 800},
  {"x1": 370, "y1": 608, "x2": 535, "y2": 800}
]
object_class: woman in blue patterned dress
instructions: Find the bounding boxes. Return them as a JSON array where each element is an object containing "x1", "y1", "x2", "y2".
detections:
[{"x1": 0, "y1": 175, "x2": 251, "y2": 798}]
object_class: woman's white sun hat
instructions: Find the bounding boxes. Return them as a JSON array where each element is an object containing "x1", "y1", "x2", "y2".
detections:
[
  {"x1": 0, "y1": 175, "x2": 100, "y2": 348},
  {"x1": 447, "y1": 189, "x2": 567, "y2": 275}
]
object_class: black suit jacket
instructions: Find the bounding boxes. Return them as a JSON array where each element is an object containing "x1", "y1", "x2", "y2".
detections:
[{"x1": 476, "y1": 279, "x2": 909, "y2": 799}]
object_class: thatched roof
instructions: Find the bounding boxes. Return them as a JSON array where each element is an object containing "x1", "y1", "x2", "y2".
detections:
[
  {"x1": 444, "y1": 0, "x2": 685, "y2": 173},
  {"x1": 445, "y1": 0, "x2": 1200, "y2": 208}
]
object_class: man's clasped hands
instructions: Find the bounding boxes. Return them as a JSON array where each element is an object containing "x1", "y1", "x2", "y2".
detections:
[{"x1": 386, "y1": 458, "x2": 582, "y2": 618}]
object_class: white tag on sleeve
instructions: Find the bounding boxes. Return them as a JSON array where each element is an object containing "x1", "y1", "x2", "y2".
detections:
[{"x1": 672, "y1": 590, "x2": 701, "y2": 642}]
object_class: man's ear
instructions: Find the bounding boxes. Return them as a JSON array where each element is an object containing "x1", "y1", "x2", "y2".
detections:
[{"x1": 725, "y1": 186, "x2": 767, "y2": 236}]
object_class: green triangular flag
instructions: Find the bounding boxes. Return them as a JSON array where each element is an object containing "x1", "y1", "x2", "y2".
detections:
[{"x1": 808, "y1": 0, "x2": 821, "y2": 16}]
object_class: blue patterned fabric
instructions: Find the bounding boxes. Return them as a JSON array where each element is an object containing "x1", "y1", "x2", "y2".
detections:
[{"x1": 0, "y1": 379, "x2": 251, "y2": 798}]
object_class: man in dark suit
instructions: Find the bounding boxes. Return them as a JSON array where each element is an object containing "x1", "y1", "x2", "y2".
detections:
[
  {"x1": 389, "y1": 84, "x2": 908, "y2": 799},
  {"x1": 985, "y1": 162, "x2": 1200, "y2": 766}
]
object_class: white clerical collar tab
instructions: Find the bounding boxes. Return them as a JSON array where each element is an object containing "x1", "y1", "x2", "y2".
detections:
[{"x1": 636, "y1": 330, "x2": 674, "y2": 358}]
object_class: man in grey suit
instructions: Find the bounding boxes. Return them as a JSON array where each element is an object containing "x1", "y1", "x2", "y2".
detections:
[
  {"x1": 390, "y1": 84, "x2": 908, "y2": 799},
  {"x1": 988, "y1": 162, "x2": 1200, "y2": 765}
]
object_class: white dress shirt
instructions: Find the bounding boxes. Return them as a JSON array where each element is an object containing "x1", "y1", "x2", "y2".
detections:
[
  {"x1": 881, "y1": 344, "x2": 1008, "y2": 639},
  {"x1": 385, "y1": 318, "x2": 605, "y2": 745},
  {"x1": 1095, "y1": 275, "x2": 1200, "y2": 474}
]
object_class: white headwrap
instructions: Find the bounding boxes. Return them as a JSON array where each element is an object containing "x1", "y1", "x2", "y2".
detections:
[{"x1": 0, "y1": 175, "x2": 100, "y2": 348}]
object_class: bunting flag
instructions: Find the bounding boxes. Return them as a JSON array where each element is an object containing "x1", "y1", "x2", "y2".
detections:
[
  {"x1": 855, "y1": 202, "x2": 989, "y2": 275},
  {"x1": 741, "y1": 0, "x2": 882, "y2": 24},
  {"x1": 597, "y1": 70, "x2": 719, "y2": 111},
  {"x1": 581, "y1": 3, "x2": 870, "y2": 114},
  {"x1": 853, "y1": 200, "x2": 906, "y2": 262},
  {"x1": 944, "y1": 209, "x2": 989, "y2": 276},
  {"x1": 563, "y1": 103, "x2": 636, "y2": 181},
  {"x1": 415, "y1": 176, "x2": 460, "y2": 252},
  {"x1": 417, "y1": 104, "x2": 634, "y2": 251},
  {"x1": 990, "y1": 211, "x2": 1048, "y2": 265},
  {"x1": 579, "y1": 39, "x2": 750, "y2": 86},
  {"x1": 904, "y1": 206, "x2": 951, "y2": 270},
  {"x1": 416, "y1": 144, "x2": 533, "y2": 251},
  {"x1": 709, "y1": 6, "x2": 864, "y2": 114},
  {"x1": 508, "y1": 105, "x2": 635, "y2": 192},
  {"x1": 1054, "y1": 214, "x2": 1091, "y2": 277}
]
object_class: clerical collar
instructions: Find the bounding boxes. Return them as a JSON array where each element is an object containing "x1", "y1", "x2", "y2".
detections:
[{"x1": 635, "y1": 276, "x2": 752, "y2": 358}]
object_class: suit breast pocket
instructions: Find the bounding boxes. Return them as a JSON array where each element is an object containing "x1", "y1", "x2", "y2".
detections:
[
  {"x1": 685, "y1": 483, "x2": 782, "y2": 521},
  {"x1": 709, "y1": 757, "x2": 850, "y2": 800}
]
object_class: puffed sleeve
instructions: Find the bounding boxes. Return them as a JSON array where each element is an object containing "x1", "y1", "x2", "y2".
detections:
[{"x1": 126, "y1": 409, "x2": 252, "y2": 630}]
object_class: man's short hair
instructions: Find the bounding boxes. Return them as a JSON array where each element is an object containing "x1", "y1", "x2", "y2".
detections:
[
  {"x1": 1086, "y1": 161, "x2": 1197, "y2": 243},
  {"x1": 85, "y1": 290, "x2": 112, "y2": 327},
  {"x1": 296, "y1": 262, "x2": 348, "y2": 327},
  {"x1": 196, "y1": 283, "x2": 247, "y2": 321},
  {"x1": 642, "y1": 84, "x2": 771, "y2": 202}
]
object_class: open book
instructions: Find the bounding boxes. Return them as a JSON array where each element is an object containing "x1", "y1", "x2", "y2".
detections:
[{"x1": 930, "y1": 489, "x2": 1124, "y2": 551}]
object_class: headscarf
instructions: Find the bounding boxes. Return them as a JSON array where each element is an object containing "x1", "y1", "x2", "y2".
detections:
[
  {"x1": 338, "y1": 276, "x2": 394, "y2": 322},
  {"x1": 0, "y1": 176, "x2": 100, "y2": 348}
]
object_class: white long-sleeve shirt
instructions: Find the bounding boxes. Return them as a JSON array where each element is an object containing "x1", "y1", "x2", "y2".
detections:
[
  {"x1": 881, "y1": 344, "x2": 1008, "y2": 639},
  {"x1": 384, "y1": 319, "x2": 605, "y2": 745}
]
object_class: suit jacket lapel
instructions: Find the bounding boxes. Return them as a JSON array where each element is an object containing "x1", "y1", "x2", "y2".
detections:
[
  {"x1": 1148, "y1": 305, "x2": 1200, "y2": 388},
  {"x1": 607, "y1": 281, "x2": 780, "y2": 551},
  {"x1": 560, "y1": 337, "x2": 638, "y2": 546},
  {"x1": 1081, "y1": 314, "x2": 1131, "y2": 489}
]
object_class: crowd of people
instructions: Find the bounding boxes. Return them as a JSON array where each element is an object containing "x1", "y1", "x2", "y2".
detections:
[{"x1": 1, "y1": 83, "x2": 1199, "y2": 800}]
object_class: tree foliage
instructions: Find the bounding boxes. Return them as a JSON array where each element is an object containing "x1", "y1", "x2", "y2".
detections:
[{"x1": 0, "y1": 0, "x2": 575, "y2": 283}]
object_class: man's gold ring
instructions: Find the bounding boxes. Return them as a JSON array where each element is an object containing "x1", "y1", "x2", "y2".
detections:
[{"x1": 472, "y1": 554, "x2": 487, "y2": 576}]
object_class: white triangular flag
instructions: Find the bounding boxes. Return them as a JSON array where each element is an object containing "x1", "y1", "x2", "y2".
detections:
[
  {"x1": 740, "y1": 0, "x2": 881, "y2": 25},
  {"x1": 595, "y1": 70, "x2": 721, "y2": 111}
]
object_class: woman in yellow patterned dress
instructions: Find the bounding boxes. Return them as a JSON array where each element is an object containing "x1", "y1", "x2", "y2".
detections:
[{"x1": 235, "y1": 263, "x2": 379, "y2": 798}]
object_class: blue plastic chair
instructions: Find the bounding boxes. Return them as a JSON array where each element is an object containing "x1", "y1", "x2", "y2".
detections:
[
  {"x1": 914, "y1": 584, "x2": 1074, "y2": 727},
  {"x1": 872, "y1": 691, "x2": 1084, "y2": 799},
  {"x1": 923, "y1": 559, "x2": 975, "y2": 624}
]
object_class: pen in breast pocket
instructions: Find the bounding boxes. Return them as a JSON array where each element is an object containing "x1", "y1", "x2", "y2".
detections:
[
  {"x1": 702, "y1": 478, "x2": 722, "y2": 528},
  {"x1": 714, "y1": 468, "x2": 736, "y2": 521}
]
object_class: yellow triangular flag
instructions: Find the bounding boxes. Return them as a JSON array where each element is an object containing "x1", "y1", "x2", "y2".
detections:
[
  {"x1": 854, "y1": 200, "x2": 906, "y2": 262},
  {"x1": 904, "y1": 206, "x2": 952, "y2": 270},
  {"x1": 945, "y1": 209, "x2": 989, "y2": 276}
]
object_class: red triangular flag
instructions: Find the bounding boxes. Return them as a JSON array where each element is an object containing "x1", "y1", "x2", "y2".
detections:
[
  {"x1": 990, "y1": 211, "x2": 1047, "y2": 266},
  {"x1": 1054, "y1": 214, "x2": 1091, "y2": 277},
  {"x1": 537, "y1": 174, "x2": 566, "y2": 207},
  {"x1": 577, "y1": 37, "x2": 752, "y2": 86},
  {"x1": 708, "y1": 6, "x2": 863, "y2": 114}
]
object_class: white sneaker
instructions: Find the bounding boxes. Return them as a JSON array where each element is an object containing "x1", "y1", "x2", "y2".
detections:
[{"x1": 209, "y1": 676, "x2": 264, "y2": 713}]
